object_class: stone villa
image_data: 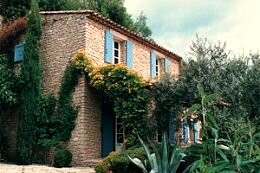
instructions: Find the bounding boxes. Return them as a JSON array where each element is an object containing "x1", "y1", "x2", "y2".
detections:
[{"x1": 1, "y1": 10, "x2": 200, "y2": 166}]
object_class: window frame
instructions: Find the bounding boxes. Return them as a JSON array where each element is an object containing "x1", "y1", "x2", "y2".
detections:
[
  {"x1": 156, "y1": 128, "x2": 163, "y2": 143},
  {"x1": 113, "y1": 40, "x2": 120, "y2": 64},
  {"x1": 155, "y1": 57, "x2": 160, "y2": 76},
  {"x1": 115, "y1": 117, "x2": 125, "y2": 151}
]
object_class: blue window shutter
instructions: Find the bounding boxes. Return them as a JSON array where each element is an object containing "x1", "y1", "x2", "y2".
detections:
[
  {"x1": 164, "y1": 57, "x2": 170, "y2": 73},
  {"x1": 126, "y1": 40, "x2": 133, "y2": 68},
  {"x1": 169, "y1": 115, "x2": 174, "y2": 145},
  {"x1": 183, "y1": 119, "x2": 189, "y2": 144},
  {"x1": 194, "y1": 120, "x2": 199, "y2": 143},
  {"x1": 104, "y1": 31, "x2": 113, "y2": 63},
  {"x1": 150, "y1": 51, "x2": 156, "y2": 77},
  {"x1": 14, "y1": 43, "x2": 25, "y2": 62}
]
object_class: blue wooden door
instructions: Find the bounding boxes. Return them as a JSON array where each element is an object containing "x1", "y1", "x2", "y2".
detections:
[{"x1": 101, "y1": 101, "x2": 115, "y2": 157}]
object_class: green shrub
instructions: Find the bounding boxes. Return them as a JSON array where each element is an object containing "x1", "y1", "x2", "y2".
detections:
[
  {"x1": 95, "y1": 152, "x2": 119, "y2": 173},
  {"x1": 53, "y1": 149, "x2": 72, "y2": 168},
  {"x1": 95, "y1": 148, "x2": 145, "y2": 173}
]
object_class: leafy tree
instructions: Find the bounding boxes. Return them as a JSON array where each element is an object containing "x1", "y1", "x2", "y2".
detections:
[
  {"x1": 0, "y1": 0, "x2": 31, "y2": 21},
  {"x1": 0, "y1": 0, "x2": 152, "y2": 38},
  {"x1": 151, "y1": 74, "x2": 181, "y2": 133},
  {"x1": 16, "y1": 0, "x2": 42, "y2": 164},
  {"x1": 152, "y1": 36, "x2": 259, "y2": 137},
  {"x1": 242, "y1": 54, "x2": 260, "y2": 124},
  {"x1": 185, "y1": 94, "x2": 260, "y2": 173},
  {"x1": 69, "y1": 0, "x2": 152, "y2": 37},
  {"x1": 132, "y1": 12, "x2": 152, "y2": 38},
  {"x1": 0, "y1": 0, "x2": 75, "y2": 21}
]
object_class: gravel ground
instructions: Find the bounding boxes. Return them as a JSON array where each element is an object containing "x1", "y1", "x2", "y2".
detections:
[{"x1": 0, "y1": 163, "x2": 95, "y2": 173}]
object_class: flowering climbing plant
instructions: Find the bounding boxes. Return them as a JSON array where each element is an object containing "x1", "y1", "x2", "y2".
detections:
[{"x1": 71, "y1": 50, "x2": 152, "y2": 146}]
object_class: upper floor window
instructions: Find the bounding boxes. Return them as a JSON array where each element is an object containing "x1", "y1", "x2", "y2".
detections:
[
  {"x1": 155, "y1": 58, "x2": 160, "y2": 76},
  {"x1": 150, "y1": 50, "x2": 171, "y2": 78},
  {"x1": 105, "y1": 30, "x2": 133, "y2": 67},
  {"x1": 113, "y1": 41, "x2": 120, "y2": 64}
]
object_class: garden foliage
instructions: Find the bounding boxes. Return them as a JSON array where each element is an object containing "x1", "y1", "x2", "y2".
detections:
[
  {"x1": 0, "y1": 0, "x2": 152, "y2": 38},
  {"x1": 16, "y1": 0, "x2": 42, "y2": 164},
  {"x1": 95, "y1": 147, "x2": 145, "y2": 173},
  {"x1": 36, "y1": 61, "x2": 80, "y2": 149},
  {"x1": 89, "y1": 64, "x2": 150, "y2": 145},
  {"x1": 0, "y1": 55, "x2": 17, "y2": 110},
  {"x1": 53, "y1": 148, "x2": 72, "y2": 168},
  {"x1": 129, "y1": 133, "x2": 186, "y2": 173},
  {"x1": 185, "y1": 90, "x2": 260, "y2": 172}
]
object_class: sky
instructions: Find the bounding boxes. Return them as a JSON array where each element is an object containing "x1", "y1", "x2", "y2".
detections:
[{"x1": 124, "y1": 0, "x2": 260, "y2": 58}]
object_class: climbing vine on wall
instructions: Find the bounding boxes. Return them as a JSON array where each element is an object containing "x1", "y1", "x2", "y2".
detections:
[
  {"x1": 36, "y1": 50, "x2": 92, "y2": 150},
  {"x1": 72, "y1": 50, "x2": 151, "y2": 145},
  {"x1": 37, "y1": 49, "x2": 151, "y2": 150},
  {"x1": 55, "y1": 63, "x2": 79, "y2": 141},
  {"x1": 89, "y1": 64, "x2": 150, "y2": 144},
  {"x1": 36, "y1": 58, "x2": 81, "y2": 149}
]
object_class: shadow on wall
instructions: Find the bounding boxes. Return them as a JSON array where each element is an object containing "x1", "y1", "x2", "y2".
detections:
[{"x1": 0, "y1": 109, "x2": 19, "y2": 162}]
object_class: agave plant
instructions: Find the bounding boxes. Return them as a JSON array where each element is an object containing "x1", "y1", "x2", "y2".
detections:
[{"x1": 128, "y1": 133, "x2": 186, "y2": 173}]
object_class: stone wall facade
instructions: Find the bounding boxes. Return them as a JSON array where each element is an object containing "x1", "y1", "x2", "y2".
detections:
[
  {"x1": 40, "y1": 11, "x2": 181, "y2": 166},
  {"x1": 40, "y1": 13, "x2": 102, "y2": 166}
]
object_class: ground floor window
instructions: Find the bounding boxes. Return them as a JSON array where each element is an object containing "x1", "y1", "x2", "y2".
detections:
[{"x1": 115, "y1": 118, "x2": 125, "y2": 151}]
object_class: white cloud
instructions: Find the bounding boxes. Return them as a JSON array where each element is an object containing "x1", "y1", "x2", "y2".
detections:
[
  {"x1": 197, "y1": 0, "x2": 260, "y2": 56},
  {"x1": 125, "y1": 0, "x2": 260, "y2": 58}
]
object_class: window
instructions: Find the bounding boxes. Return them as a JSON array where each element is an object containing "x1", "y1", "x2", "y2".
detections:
[
  {"x1": 183, "y1": 119, "x2": 189, "y2": 144},
  {"x1": 157, "y1": 129, "x2": 162, "y2": 143},
  {"x1": 14, "y1": 43, "x2": 25, "y2": 62},
  {"x1": 155, "y1": 58, "x2": 160, "y2": 76},
  {"x1": 151, "y1": 51, "x2": 171, "y2": 78},
  {"x1": 113, "y1": 41, "x2": 120, "y2": 64},
  {"x1": 105, "y1": 31, "x2": 133, "y2": 66},
  {"x1": 115, "y1": 118, "x2": 125, "y2": 151}
]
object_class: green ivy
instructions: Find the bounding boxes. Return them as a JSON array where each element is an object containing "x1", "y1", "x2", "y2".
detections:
[
  {"x1": 89, "y1": 65, "x2": 151, "y2": 146},
  {"x1": 36, "y1": 50, "x2": 151, "y2": 151},
  {"x1": 55, "y1": 64, "x2": 79, "y2": 141},
  {"x1": 36, "y1": 64, "x2": 80, "y2": 150},
  {"x1": 36, "y1": 95, "x2": 58, "y2": 149},
  {"x1": 0, "y1": 54, "x2": 17, "y2": 110}
]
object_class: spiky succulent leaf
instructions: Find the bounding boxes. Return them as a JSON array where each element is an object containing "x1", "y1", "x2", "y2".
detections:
[
  {"x1": 149, "y1": 138, "x2": 162, "y2": 172},
  {"x1": 151, "y1": 153, "x2": 159, "y2": 172},
  {"x1": 138, "y1": 134, "x2": 154, "y2": 169},
  {"x1": 169, "y1": 149, "x2": 186, "y2": 173},
  {"x1": 162, "y1": 133, "x2": 169, "y2": 173},
  {"x1": 128, "y1": 156, "x2": 148, "y2": 173}
]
